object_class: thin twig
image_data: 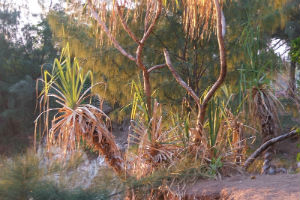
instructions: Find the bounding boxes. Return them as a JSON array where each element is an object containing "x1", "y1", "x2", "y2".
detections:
[
  {"x1": 136, "y1": 0, "x2": 162, "y2": 70},
  {"x1": 87, "y1": 0, "x2": 136, "y2": 61},
  {"x1": 163, "y1": 48, "x2": 200, "y2": 105},
  {"x1": 116, "y1": 4, "x2": 140, "y2": 44},
  {"x1": 140, "y1": 0, "x2": 162, "y2": 44}
]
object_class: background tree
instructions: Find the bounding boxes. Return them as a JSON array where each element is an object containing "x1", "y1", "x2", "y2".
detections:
[{"x1": 0, "y1": 1, "x2": 57, "y2": 154}]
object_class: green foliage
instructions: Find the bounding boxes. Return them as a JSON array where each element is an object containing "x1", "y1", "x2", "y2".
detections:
[
  {"x1": 36, "y1": 44, "x2": 113, "y2": 156},
  {"x1": 170, "y1": 111, "x2": 191, "y2": 148},
  {"x1": 40, "y1": 43, "x2": 94, "y2": 110},
  {"x1": 290, "y1": 37, "x2": 300, "y2": 63},
  {"x1": 31, "y1": 183, "x2": 109, "y2": 200},
  {"x1": 239, "y1": 24, "x2": 281, "y2": 88},
  {"x1": 0, "y1": 3, "x2": 58, "y2": 154},
  {"x1": 47, "y1": 9, "x2": 219, "y2": 119},
  {"x1": 47, "y1": 11, "x2": 137, "y2": 108},
  {"x1": 208, "y1": 157, "x2": 223, "y2": 176},
  {"x1": 296, "y1": 153, "x2": 300, "y2": 162},
  {"x1": 204, "y1": 86, "x2": 242, "y2": 155},
  {"x1": 207, "y1": 96, "x2": 222, "y2": 149},
  {"x1": 130, "y1": 78, "x2": 150, "y2": 123},
  {"x1": 0, "y1": 151, "x2": 42, "y2": 200}
]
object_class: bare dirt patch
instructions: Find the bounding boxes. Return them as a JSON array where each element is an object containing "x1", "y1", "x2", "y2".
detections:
[{"x1": 183, "y1": 174, "x2": 300, "y2": 200}]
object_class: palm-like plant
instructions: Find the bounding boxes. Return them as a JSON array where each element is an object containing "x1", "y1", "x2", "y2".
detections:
[
  {"x1": 239, "y1": 24, "x2": 283, "y2": 174},
  {"x1": 35, "y1": 45, "x2": 125, "y2": 177},
  {"x1": 250, "y1": 85, "x2": 282, "y2": 174},
  {"x1": 129, "y1": 81, "x2": 179, "y2": 178}
]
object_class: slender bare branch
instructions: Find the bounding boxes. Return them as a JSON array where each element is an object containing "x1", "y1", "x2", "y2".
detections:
[
  {"x1": 140, "y1": 0, "x2": 162, "y2": 44},
  {"x1": 136, "y1": 0, "x2": 162, "y2": 70},
  {"x1": 116, "y1": 4, "x2": 140, "y2": 44},
  {"x1": 244, "y1": 130, "x2": 299, "y2": 169},
  {"x1": 201, "y1": 0, "x2": 227, "y2": 110},
  {"x1": 147, "y1": 64, "x2": 166, "y2": 73},
  {"x1": 87, "y1": 0, "x2": 136, "y2": 61},
  {"x1": 163, "y1": 48, "x2": 200, "y2": 105}
]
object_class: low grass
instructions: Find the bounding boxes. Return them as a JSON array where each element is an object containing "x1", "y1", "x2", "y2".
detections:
[{"x1": 0, "y1": 150, "x2": 111, "y2": 200}]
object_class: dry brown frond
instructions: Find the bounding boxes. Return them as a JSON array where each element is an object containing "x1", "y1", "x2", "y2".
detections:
[
  {"x1": 251, "y1": 86, "x2": 282, "y2": 137},
  {"x1": 222, "y1": 109, "x2": 246, "y2": 165},
  {"x1": 47, "y1": 104, "x2": 125, "y2": 175},
  {"x1": 182, "y1": 0, "x2": 223, "y2": 40},
  {"x1": 69, "y1": 0, "x2": 161, "y2": 46},
  {"x1": 129, "y1": 100, "x2": 180, "y2": 178},
  {"x1": 250, "y1": 85, "x2": 283, "y2": 174}
]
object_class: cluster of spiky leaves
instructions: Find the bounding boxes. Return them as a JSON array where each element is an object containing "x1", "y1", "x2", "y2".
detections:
[
  {"x1": 129, "y1": 100, "x2": 181, "y2": 178},
  {"x1": 250, "y1": 86, "x2": 282, "y2": 135},
  {"x1": 201, "y1": 86, "x2": 247, "y2": 164},
  {"x1": 126, "y1": 81, "x2": 246, "y2": 181},
  {"x1": 35, "y1": 45, "x2": 125, "y2": 176}
]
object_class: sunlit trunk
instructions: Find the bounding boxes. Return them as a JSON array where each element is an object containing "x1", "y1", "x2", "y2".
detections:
[
  {"x1": 196, "y1": 0, "x2": 227, "y2": 141},
  {"x1": 195, "y1": 105, "x2": 205, "y2": 144},
  {"x1": 92, "y1": 126, "x2": 126, "y2": 178}
]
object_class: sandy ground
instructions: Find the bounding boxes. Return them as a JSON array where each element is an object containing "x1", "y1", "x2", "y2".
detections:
[{"x1": 183, "y1": 174, "x2": 300, "y2": 200}]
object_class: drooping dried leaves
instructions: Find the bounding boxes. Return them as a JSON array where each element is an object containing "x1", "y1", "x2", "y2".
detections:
[{"x1": 129, "y1": 100, "x2": 180, "y2": 178}]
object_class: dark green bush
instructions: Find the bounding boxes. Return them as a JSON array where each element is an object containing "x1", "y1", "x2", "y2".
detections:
[{"x1": 31, "y1": 182, "x2": 109, "y2": 200}]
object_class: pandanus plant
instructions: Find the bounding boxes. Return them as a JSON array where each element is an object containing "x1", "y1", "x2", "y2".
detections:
[
  {"x1": 239, "y1": 24, "x2": 283, "y2": 174},
  {"x1": 128, "y1": 80, "x2": 179, "y2": 179},
  {"x1": 35, "y1": 45, "x2": 125, "y2": 177},
  {"x1": 250, "y1": 84, "x2": 282, "y2": 174}
]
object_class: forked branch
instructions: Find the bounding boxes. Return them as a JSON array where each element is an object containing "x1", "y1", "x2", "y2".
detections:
[
  {"x1": 162, "y1": 0, "x2": 227, "y2": 140},
  {"x1": 136, "y1": 0, "x2": 162, "y2": 71},
  {"x1": 201, "y1": 0, "x2": 227, "y2": 110},
  {"x1": 116, "y1": 4, "x2": 140, "y2": 44},
  {"x1": 141, "y1": 0, "x2": 162, "y2": 44}
]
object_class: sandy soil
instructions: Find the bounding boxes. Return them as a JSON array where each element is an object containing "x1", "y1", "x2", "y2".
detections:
[{"x1": 183, "y1": 174, "x2": 300, "y2": 200}]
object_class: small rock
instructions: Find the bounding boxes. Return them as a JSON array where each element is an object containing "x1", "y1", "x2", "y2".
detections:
[{"x1": 266, "y1": 166, "x2": 276, "y2": 175}]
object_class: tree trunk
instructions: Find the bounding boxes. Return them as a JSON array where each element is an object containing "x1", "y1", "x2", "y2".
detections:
[
  {"x1": 196, "y1": 0, "x2": 227, "y2": 139},
  {"x1": 288, "y1": 61, "x2": 296, "y2": 97},
  {"x1": 195, "y1": 105, "x2": 205, "y2": 143},
  {"x1": 143, "y1": 70, "x2": 152, "y2": 114},
  {"x1": 92, "y1": 126, "x2": 126, "y2": 178}
]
